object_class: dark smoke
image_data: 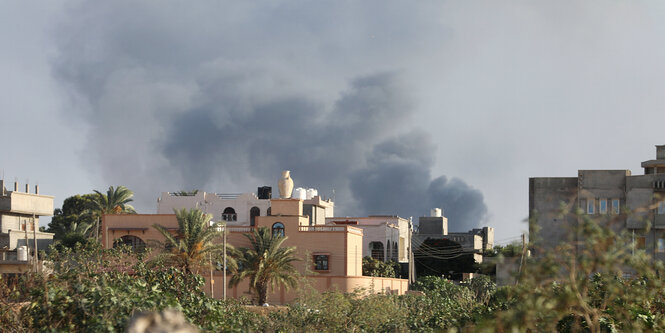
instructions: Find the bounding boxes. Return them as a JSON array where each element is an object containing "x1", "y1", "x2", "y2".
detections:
[
  {"x1": 51, "y1": 1, "x2": 488, "y2": 228},
  {"x1": 350, "y1": 133, "x2": 487, "y2": 230}
]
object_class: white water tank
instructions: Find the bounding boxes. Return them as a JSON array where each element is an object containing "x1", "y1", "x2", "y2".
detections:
[
  {"x1": 17, "y1": 246, "x2": 28, "y2": 261},
  {"x1": 292, "y1": 188, "x2": 307, "y2": 200},
  {"x1": 306, "y1": 188, "x2": 318, "y2": 200},
  {"x1": 431, "y1": 208, "x2": 442, "y2": 217}
]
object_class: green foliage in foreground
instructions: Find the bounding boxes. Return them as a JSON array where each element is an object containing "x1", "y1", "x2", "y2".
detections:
[
  {"x1": 362, "y1": 256, "x2": 400, "y2": 278},
  {"x1": 3, "y1": 243, "x2": 264, "y2": 332},
  {"x1": 6, "y1": 212, "x2": 665, "y2": 332}
]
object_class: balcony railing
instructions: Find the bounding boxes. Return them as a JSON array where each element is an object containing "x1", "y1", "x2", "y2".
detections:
[{"x1": 226, "y1": 226, "x2": 254, "y2": 233}]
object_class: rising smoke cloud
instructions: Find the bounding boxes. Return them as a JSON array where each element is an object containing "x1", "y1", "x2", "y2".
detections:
[{"x1": 51, "y1": 1, "x2": 488, "y2": 230}]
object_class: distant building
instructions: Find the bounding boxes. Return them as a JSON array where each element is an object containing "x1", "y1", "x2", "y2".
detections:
[
  {"x1": 529, "y1": 145, "x2": 665, "y2": 258},
  {"x1": 0, "y1": 180, "x2": 54, "y2": 273},
  {"x1": 413, "y1": 208, "x2": 494, "y2": 264}
]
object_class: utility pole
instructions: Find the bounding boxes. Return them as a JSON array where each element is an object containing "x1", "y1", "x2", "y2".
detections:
[
  {"x1": 223, "y1": 224, "x2": 227, "y2": 301},
  {"x1": 24, "y1": 219, "x2": 28, "y2": 264},
  {"x1": 33, "y1": 214, "x2": 38, "y2": 272},
  {"x1": 516, "y1": 233, "x2": 526, "y2": 285}
]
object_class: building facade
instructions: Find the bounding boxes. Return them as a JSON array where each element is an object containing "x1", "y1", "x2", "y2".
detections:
[
  {"x1": 326, "y1": 215, "x2": 412, "y2": 264},
  {"x1": 529, "y1": 145, "x2": 665, "y2": 259},
  {"x1": 157, "y1": 187, "x2": 334, "y2": 227},
  {"x1": 103, "y1": 198, "x2": 408, "y2": 303},
  {"x1": 413, "y1": 209, "x2": 494, "y2": 264},
  {"x1": 0, "y1": 180, "x2": 54, "y2": 273}
]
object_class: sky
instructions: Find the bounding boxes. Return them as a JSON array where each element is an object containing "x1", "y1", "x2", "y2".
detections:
[{"x1": 3, "y1": 1, "x2": 665, "y2": 243}]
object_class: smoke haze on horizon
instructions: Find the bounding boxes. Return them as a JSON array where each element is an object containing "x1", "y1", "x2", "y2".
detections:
[{"x1": 4, "y1": 1, "x2": 665, "y2": 240}]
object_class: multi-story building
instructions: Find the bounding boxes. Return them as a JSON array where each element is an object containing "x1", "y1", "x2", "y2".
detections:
[
  {"x1": 157, "y1": 187, "x2": 334, "y2": 227},
  {"x1": 0, "y1": 180, "x2": 54, "y2": 273},
  {"x1": 325, "y1": 215, "x2": 412, "y2": 265},
  {"x1": 529, "y1": 145, "x2": 665, "y2": 258},
  {"x1": 413, "y1": 208, "x2": 494, "y2": 264},
  {"x1": 103, "y1": 197, "x2": 408, "y2": 303}
]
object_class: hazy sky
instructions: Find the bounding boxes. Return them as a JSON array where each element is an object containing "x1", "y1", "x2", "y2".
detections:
[{"x1": 3, "y1": 1, "x2": 665, "y2": 243}]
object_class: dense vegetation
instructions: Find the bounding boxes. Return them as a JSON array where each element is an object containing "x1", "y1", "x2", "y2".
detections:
[{"x1": 6, "y1": 192, "x2": 665, "y2": 331}]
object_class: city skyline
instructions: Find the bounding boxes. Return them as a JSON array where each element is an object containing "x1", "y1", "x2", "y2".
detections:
[{"x1": 3, "y1": 1, "x2": 665, "y2": 242}]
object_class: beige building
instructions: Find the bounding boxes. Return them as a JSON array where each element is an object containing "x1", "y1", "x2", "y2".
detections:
[
  {"x1": 326, "y1": 215, "x2": 412, "y2": 265},
  {"x1": 0, "y1": 180, "x2": 54, "y2": 273},
  {"x1": 103, "y1": 198, "x2": 408, "y2": 304},
  {"x1": 157, "y1": 187, "x2": 334, "y2": 227},
  {"x1": 530, "y1": 145, "x2": 665, "y2": 258}
]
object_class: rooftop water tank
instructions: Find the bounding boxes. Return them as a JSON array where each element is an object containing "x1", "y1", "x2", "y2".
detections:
[
  {"x1": 292, "y1": 187, "x2": 306, "y2": 200},
  {"x1": 306, "y1": 188, "x2": 318, "y2": 200},
  {"x1": 431, "y1": 208, "x2": 442, "y2": 217},
  {"x1": 17, "y1": 246, "x2": 28, "y2": 261}
]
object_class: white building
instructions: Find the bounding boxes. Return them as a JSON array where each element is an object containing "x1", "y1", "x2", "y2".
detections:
[
  {"x1": 326, "y1": 215, "x2": 412, "y2": 264},
  {"x1": 157, "y1": 187, "x2": 334, "y2": 227}
]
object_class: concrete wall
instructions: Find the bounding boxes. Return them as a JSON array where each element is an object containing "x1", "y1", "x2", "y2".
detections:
[
  {"x1": 157, "y1": 192, "x2": 271, "y2": 226},
  {"x1": 418, "y1": 216, "x2": 448, "y2": 235},
  {"x1": 326, "y1": 216, "x2": 412, "y2": 263},
  {"x1": 529, "y1": 177, "x2": 579, "y2": 252},
  {"x1": 218, "y1": 274, "x2": 408, "y2": 304},
  {"x1": 0, "y1": 191, "x2": 54, "y2": 216}
]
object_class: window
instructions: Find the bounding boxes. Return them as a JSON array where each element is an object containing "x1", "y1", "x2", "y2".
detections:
[
  {"x1": 222, "y1": 207, "x2": 237, "y2": 221},
  {"x1": 267, "y1": 207, "x2": 272, "y2": 216},
  {"x1": 369, "y1": 241, "x2": 384, "y2": 261},
  {"x1": 612, "y1": 199, "x2": 620, "y2": 214},
  {"x1": 113, "y1": 235, "x2": 146, "y2": 252},
  {"x1": 658, "y1": 238, "x2": 665, "y2": 253},
  {"x1": 659, "y1": 202, "x2": 665, "y2": 215},
  {"x1": 587, "y1": 199, "x2": 595, "y2": 215},
  {"x1": 313, "y1": 255, "x2": 329, "y2": 271},
  {"x1": 272, "y1": 222, "x2": 285, "y2": 237},
  {"x1": 599, "y1": 199, "x2": 607, "y2": 214},
  {"x1": 250, "y1": 206, "x2": 260, "y2": 226}
]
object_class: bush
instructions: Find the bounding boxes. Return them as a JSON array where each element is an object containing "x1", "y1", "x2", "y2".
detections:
[{"x1": 20, "y1": 244, "x2": 266, "y2": 332}]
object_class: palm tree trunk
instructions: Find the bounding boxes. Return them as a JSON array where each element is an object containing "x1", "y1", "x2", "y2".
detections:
[{"x1": 258, "y1": 283, "x2": 268, "y2": 305}]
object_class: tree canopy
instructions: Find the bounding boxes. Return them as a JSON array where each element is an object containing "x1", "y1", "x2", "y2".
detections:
[
  {"x1": 152, "y1": 208, "x2": 229, "y2": 274},
  {"x1": 229, "y1": 227, "x2": 299, "y2": 305},
  {"x1": 91, "y1": 185, "x2": 136, "y2": 215}
]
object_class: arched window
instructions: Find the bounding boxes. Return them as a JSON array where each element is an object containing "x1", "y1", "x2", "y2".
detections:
[
  {"x1": 222, "y1": 207, "x2": 237, "y2": 222},
  {"x1": 250, "y1": 206, "x2": 260, "y2": 227},
  {"x1": 267, "y1": 207, "x2": 272, "y2": 216},
  {"x1": 113, "y1": 235, "x2": 146, "y2": 252},
  {"x1": 272, "y1": 222, "x2": 285, "y2": 237},
  {"x1": 387, "y1": 242, "x2": 391, "y2": 259},
  {"x1": 369, "y1": 241, "x2": 384, "y2": 261},
  {"x1": 393, "y1": 241, "x2": 399, "y2": 260}
]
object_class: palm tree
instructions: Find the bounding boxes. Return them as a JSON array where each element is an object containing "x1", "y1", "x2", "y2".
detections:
[
  {"x1": 230, "y1": 227, "x2": 299, "y2": 305},
  {"x1": 152, "y1": 208, "x2": 229, "y2": 274},
  {"x1": 91, "y1": 185, "x2": 137, "y2": 215}
]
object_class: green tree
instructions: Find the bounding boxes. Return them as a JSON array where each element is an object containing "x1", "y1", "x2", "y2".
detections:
[
  {"x1": 413, "y1": 238, "x2": 477, "y2": 279},
  {"x1": 91, "y1": 185, "x2": 137, "y2": 215},
  {"x1": 478, "y1": 211, "x2": 665, "y2": 332},
  {"x1": 230, "y1": 227, "x2": 299, "y2": 305},
  {"x1": 152, "y1": 208, "x2": 228, "y2": 274},
  {"x1": 362, "y1": 256, "x2": 399, "y2": 278},
  {"x1": 47, "y1": 194, "x2": 96, "y2": 239}
]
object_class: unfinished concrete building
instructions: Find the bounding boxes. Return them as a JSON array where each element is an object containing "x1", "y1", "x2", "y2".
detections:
[
  {"x1": 0, "y1": 180, "x2": 54, "y2": 273},
  {"x1": 529, "y1": 145, "x2": 665, "y2": 259}
]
